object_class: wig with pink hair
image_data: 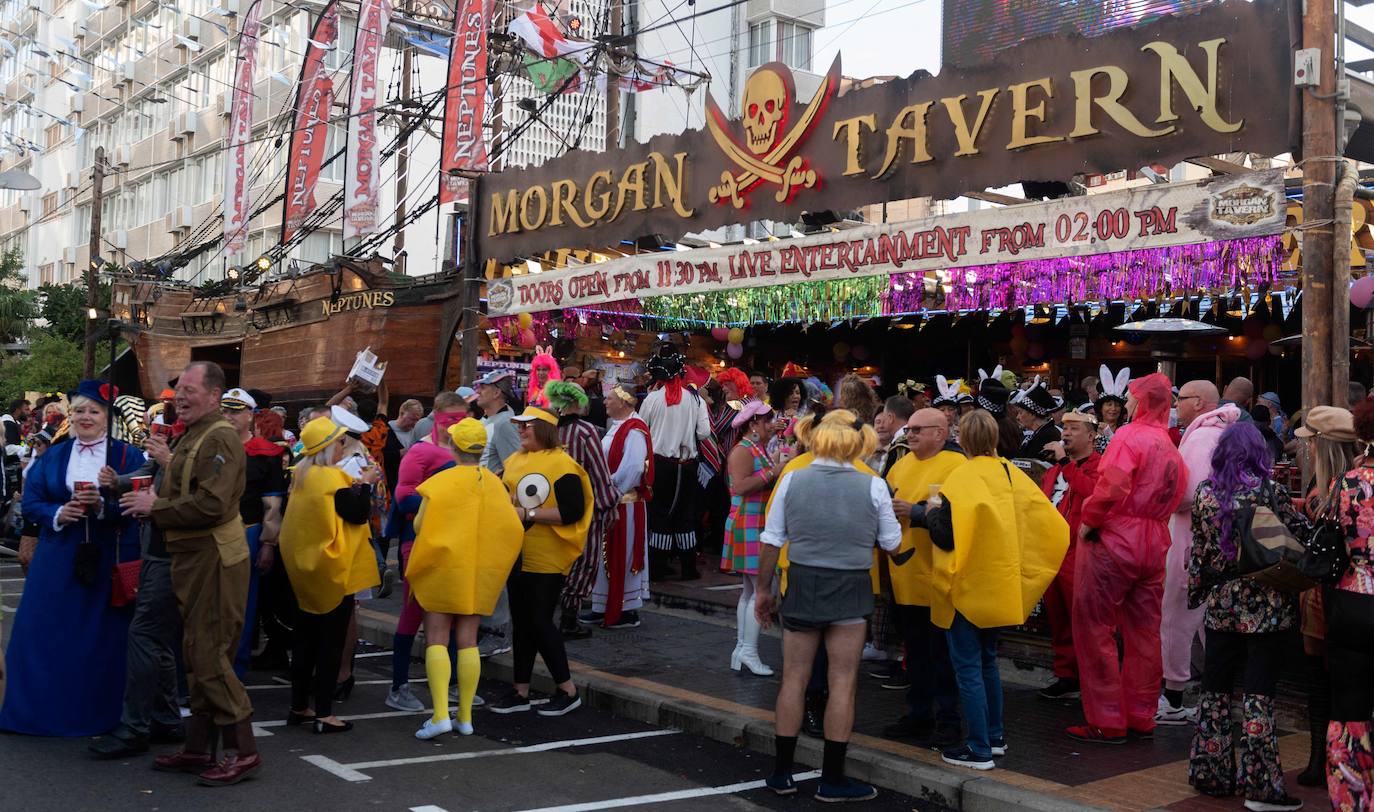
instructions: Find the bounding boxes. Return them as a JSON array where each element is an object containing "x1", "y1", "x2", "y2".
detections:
[
  {"x1": 526, "y1": 346, "x2": 562, "y2": 409},
  {"x1": 714, "y1": 367, "x2": 754, "y2": 398}
]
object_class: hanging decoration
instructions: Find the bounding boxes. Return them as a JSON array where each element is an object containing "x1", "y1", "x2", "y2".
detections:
[
  {"x1": 223, "y1": 0, "x2": 264, "y2": 254},
  {"x1": 280, "y1": 0, "x2": 338, "y2": 244},
  {"x1": 343, "y1": 0, "x2": 394, "y2": 239}
]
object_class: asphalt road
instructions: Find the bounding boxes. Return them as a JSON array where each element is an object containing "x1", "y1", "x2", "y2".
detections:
[{"x1": 0, "y1": 557, "x2": 928, "y2": 812}]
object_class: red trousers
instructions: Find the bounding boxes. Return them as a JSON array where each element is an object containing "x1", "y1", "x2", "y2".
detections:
[
  {"x1": 1072, "y1": 529, "x2": 1166, "y2": 732},
  {"x1": 1043, "y1": 544, "x2": 1077, "y2": 680}
]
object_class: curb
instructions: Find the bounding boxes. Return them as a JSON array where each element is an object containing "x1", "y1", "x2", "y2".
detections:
[{"x1": 354, "y1": 608, "x2": 1106, "y2": 812}]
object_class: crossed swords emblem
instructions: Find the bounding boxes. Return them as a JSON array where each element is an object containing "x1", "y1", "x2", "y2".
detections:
[{"x1": 705, "y1": 58, "x2": 840, "y2": 209}]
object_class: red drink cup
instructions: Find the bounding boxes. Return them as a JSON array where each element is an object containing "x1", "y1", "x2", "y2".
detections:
[
  {"x1": 74, "y1": 480, "x2": 97, "y2": 513},
  {"x1": 130, "y1": 475, "x2": 153, "y2": 491}
]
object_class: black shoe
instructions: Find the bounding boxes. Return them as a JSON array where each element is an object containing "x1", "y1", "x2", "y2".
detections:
[
  {"x1": 605, "y1": 611, "x2": 640, "y2": 629},
  {"x1": 537, "y1": 691, "x2": 582, "y2": 717},
  {"x1": 286, "y1": 710, "x2": 315, "y2": 727},
  {"x1": 559, "y1": 621, "x2": 593, "y2": 640},
  {"x1": 765, "y1": 772, "x2": 797, "y2": 796},
  {"x1": 89, "y1": 733, "x2": 149, "y2": 760},
  {"x1": 1243, "y1": 796, "x2": 1304, "y2": 812},
  {"x1": 941, "y1": 745, "x2": 995, "y2": 771},
  {"x1": 333, "y1": 675, "x2": 354, "y2": 702},
  {"x1": 883, "y1": 714, "x2": 934, "y2": 741},
  {"x1": 490, "y1": 690, "x2": 532, "y2": 715},
  {"x1": 313, "y1": 719, "x2": 354, "y2": 734},
  {"x1": 881, "y1": 674, "x2": 911, "y2": 691},
  {"x1": 914, "y1": 724, "x2": 964, "y2": 749},
  {"x1": 577, "y1": 611, "x2": 605, "y2": 626},
  {"x1": 802, "y1": 707, "x2": 824, "y2": 738},
  {"x1": 149, "y1": 722, "x2": 185, "y2": 744},
  {"x1": 1038, "y1": 678, "x2": 1081, "y2": 701},
  {"x1": 815, "y1": 777, "x2": 879, "y2": 802},
  {"x1": 1296, "y1": 760, "x2": 1326, "y2": 787}
]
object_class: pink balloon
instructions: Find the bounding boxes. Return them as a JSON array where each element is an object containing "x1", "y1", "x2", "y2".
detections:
[
  {"x1": 726, "y1": 342, "x2": 744, "y2": 359},
  {"x1": 1245, "y1": 339, "x2": 1267, "y2": 361},
  {"x1": 1352, "y1": 275, "x2": 1374, "y2": 309},
  {"x1": 711, "y1": 327, "x2": 731, "y2": 342},
  {"x1": 518, "y1": 328, "x2": 537, "y2": 348}
]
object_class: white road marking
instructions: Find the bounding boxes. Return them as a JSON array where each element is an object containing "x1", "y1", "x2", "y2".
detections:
[
  {"x1": 302, "y1": 728, "x2": 682, "y2": 782},
  {"x1": 352, "y1": 650, "x2": 392, "y2": 658},
  {"x1": 245, "y1": 679, "x2": 390, "y2": 691},
  {"x1": 252, "y1": 708, "x2": 426, "y2": 737},
  {"x1": 409, "y1": 807, "x2": 450, "y2": 812},
  {"x1": 511, "y1": 771, "x2": 824, "y2": 811}
]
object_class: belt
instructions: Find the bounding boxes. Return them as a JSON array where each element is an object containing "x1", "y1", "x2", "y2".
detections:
[{"x1": 619, "y1": 492, "x2": 640, "y2": 504}]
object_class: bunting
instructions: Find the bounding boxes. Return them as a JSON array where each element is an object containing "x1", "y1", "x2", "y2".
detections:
[
  {"x1": 439, "y1": 0, "x2": 491, "y2": 205},
  {"x1": 344, "y1": 0, "x2": 393, "y2": 239},
  {"x1": 281, "y1": 0, "x2": 339, "y2": 244},
  {"x1": 223, "y1": 0, "x2": 263, "y2": 254}
]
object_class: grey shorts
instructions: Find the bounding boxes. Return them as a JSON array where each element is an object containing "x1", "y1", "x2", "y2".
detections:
[{"x1": 781, "y1": 563, "x2": 874, "y2": 632}]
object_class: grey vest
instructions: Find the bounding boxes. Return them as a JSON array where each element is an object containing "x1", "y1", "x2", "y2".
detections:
[{"x1": 782, "y1": 465, "x2": 879, "y2": 570}]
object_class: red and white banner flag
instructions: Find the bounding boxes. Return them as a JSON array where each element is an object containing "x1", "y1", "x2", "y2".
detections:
[
  {"x1": 439, "y1": 0, "x2": 490, "y2": 205},
  {"x1": 507, "y1": 3, "x2": 581, "y2": 59},
  {"x1": 223, "y1": 0, "x2": 263, "y2": 254},
  {"x1": 344, "y1": 0, "x2": 393, "y2": 240},
  {"x1": 281, "y1": 0, "x2": 338, "y2": 244}
]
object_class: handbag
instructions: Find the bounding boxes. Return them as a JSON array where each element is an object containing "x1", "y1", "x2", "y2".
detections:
[
  {"x1": 1235, "y1": 482, "x2": 1324, "y2": 592},
  {"x1": 1297, "y1": 500, "x2": 1352, "y2": 587},
  {"x1": 110, "y1": 558, "x2": 141, "y2": 607}
]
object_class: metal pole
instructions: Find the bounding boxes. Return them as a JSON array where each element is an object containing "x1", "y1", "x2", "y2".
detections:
[
  {"x1": 458, "y1": 175, "x2": 482, "y2": 385},
  {"x1": 1301, "y1": 0, "x2": 1337, "y2": 410},
  {"x1": 84, "y1": 145, "x2": 105, "y2": 379}
]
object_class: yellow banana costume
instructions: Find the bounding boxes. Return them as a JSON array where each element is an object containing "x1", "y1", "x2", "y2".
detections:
[
  {"x1": 929, "y1": 456, "x2": 1068, "y2": 630},
  {"x1": 280, "y1": 465, "x2": 381, "y2": 614},
  {"x1": 410, "y1": 466, "x2": 524, "y2": 615},
  {"x1": 502, "y1": 448, "x2": 594, "y2": 575},
  {"x1": 883, "y1": 449, "x2": 966, "y2": 606}
]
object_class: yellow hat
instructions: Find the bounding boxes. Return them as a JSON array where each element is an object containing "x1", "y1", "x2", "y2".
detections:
[
  {"x1": 511, "y1": 406, "x2": 558, "y2": 426},
  {"x1": 448, "y1": 417, "x2": 489, "y2": 453},
  {"x1": 300, "y1": 415, "x2": 347, "y2": 456}
]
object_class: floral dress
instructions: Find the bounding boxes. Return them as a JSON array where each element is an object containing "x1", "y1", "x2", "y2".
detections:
[
  {"x1": 720, "y1": 438, "x2": 773, "y2": 576},
  {"x1": 1327, "y1": 466, "x2": 1374, "y2": 812},
  {"x1": 1186, "y1": 480, "x2": 1310, "y2": 804}
]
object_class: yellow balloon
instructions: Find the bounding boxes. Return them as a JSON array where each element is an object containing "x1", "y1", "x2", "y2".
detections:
[
  {"x1": 517, "y1": 312, "x2": 533, "y2": 330},
  {"x1": 727, "y1": 328, "x2": 745, "y2": 345}
]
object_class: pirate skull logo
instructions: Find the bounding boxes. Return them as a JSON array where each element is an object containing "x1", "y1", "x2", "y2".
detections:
[{"x1": 742, "y1": 66, "x2": 789, "y2": 155}]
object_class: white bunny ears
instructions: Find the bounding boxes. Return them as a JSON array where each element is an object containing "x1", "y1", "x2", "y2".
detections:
[
  {"x1": 1098, "y1": 365, "x2": 1131, "y2": 399},
  {"x1": 933, "y1": 375, "x2": 962, "y2": 405},
  {"x1": 978, "y1": 365, "x2": 1004, "y2": 383}
]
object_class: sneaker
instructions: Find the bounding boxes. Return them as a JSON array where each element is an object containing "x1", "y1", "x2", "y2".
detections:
[
  {"x1": 478, "y1": 636, "x2": 512, "y2": 658},
  {"x1": 990, "y1": 738, "x2": 1007, "y2": 757},
  {"x1": 489, "y1": 690, "x2": 532, "y2": 714},
  {"x1": 536, "y1": 691, "x2": 582, "y2": 717},
  {"x1": 941, "y1": 745, "x2": 996, "y2": 770},
  {"x1": 377, "y1": 567, "x2": 397, "y2": 599},
  {"x1": 605, "y1": 611, "x2": 641, "y2": 629},
  {"x1": 861, "y1": 643, "x2": 889, "y2": 662},
  {"x1": 1244, "y1": 796, "x2": 1303, "y2": 812},
  {"x1": 386, "y1": 684, "x2": 425, "y2": 713},
  {"x1": 446, "y1": 686, "x2": 486, "y2": 707},
  {"x1": 815, "y1": 777, "x2": 879, "y2": 802},
  {"x1": 764, "y1": 773, "x2": 797, "y2": 796},
  {"x1": 880, "y1": 674, "x2": 911, "y2": 691},
  {"x1": 577, "y1": 610, "x2": 605, "y2": 626},
  {"x1": 1066, "y1": 724, "x2": 1127, "y2": 745},
  {"x1": 454, "y1": 720, "x2": 474, "y2": 736},
  {"x1": 1154, "y1": 695, "x2": 1198, "y2": 726},
  {"x1": 1038, "y1": 678, "x2": 1081, "y2": 701},
  {"x1": 867, "y1": 662, "x2": 900, "y2": 680},
  {"x1": 415, "y1": 717, "x2": 452, "y2": 740}
]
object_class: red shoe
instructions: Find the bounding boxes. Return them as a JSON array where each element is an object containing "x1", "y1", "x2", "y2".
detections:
[
  {"x1": 1066, "y1": 724, "x2": 1127, "y2": 744},
  {"x1": 152, "y1": 751, "x2": 215, "y2": 774},
  {"x1": 197, "y1": 753, "x2": 262, "y2": 786}
]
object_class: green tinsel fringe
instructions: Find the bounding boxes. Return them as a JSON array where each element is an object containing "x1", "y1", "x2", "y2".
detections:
[{"x1": 641, "y1": 276, "x2": 891, "y2": 328}]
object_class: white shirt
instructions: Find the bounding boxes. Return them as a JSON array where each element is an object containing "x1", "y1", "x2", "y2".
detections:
[
  {"x1": 760, "y1": 459, "x2": 902, "y2": 552},
  {"x1": 602, "y1": 415, "x2": 648, "y2": 494},
  {"x1": 638, "y1": 388, "x2": 710, "y2": 461},
  {"x1": 55, "y1": 434, "x2": 107, "y2": 530}
]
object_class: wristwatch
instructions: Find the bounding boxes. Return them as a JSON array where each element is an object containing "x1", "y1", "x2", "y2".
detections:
[{"x1": 525, "y1": 507, "x2": 535, "y2": 521}]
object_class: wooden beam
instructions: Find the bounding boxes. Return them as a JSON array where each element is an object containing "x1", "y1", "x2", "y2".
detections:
[
  {"x1": 965, "y1": 190, "x2": 1029, "y2": 206},
  {"x1": 1187, "y1": 156, "x2": 1252, "y2": 174}
]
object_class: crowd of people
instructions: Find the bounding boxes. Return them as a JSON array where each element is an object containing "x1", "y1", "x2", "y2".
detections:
[{"x1": 0, "y1": 348, "x2": 1371, "y2": 810}]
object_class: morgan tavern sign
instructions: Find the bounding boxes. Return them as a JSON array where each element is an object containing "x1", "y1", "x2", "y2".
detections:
[{"x1": 475, "y1": 0, "x2": 1294, "y2": 263}]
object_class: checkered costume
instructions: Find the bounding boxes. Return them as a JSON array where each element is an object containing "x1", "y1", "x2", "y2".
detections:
[{"x1": 557, "y1": 415, "x2": 619, "y2": 611}]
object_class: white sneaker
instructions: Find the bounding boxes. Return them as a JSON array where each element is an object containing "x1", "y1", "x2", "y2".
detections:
[
  {"x1": 454, "y1": 720, "x2": 474, "y2": 736},
  {"x1": 1244, "y1": 797, "x2": 1303, "y2": 812},
  {"x1": 386, "y1": 684, "x2": 426, "y2": 713},
  {"x1": 415, "y1": 717, "x2": 452, "y2": 740},
  {"x1": 861, "y1": 644, "x2": 889, "y2": 662},
  {"x1": 1154, "y1": 695, "x2": 1198, "y2": 726}
]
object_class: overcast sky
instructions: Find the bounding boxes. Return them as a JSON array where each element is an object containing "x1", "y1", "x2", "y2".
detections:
[{"x1": 814, "y1": 0, "x2": 942, "y2": 80}]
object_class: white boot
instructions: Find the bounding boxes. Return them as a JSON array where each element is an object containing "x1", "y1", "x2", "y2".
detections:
[
  {"x1": 737, "y1": 596, "x2": 774, "y2": 676},
  {"x1": 730, "y1": 591, "x2": 747, "y2": 671}
]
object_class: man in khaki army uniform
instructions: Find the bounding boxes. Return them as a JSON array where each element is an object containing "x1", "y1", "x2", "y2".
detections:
[{"x1": 121, "y1": 361, "x2": 260, "y2": 786}]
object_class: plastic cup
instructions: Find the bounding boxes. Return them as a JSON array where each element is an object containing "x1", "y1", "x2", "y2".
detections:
[
  {"x1": 130, "y1": 475, "x2": 153, "y2": 491},
  {"x1": 928, "y1": 483, "x2": 943, "y2": 507}
]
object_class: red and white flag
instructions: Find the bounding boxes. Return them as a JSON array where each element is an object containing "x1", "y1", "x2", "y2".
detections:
[
  {"x1": 281, "y1": 0, "x2": 338, "y2": 244},
  {"x1": 439, "y1": 0, "x2": 490, "y2": 205},
  {"x1": 507, "y1": 3, "x2": 581, "y2": 59},
  {"x1": 223, "y1": 0, "x2": 263, "y2": 254},
  {"x1": 344, "y1": 0, "x2": 393, "y2": 240}
]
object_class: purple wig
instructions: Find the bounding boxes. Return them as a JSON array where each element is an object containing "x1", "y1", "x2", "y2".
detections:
[{"x1": 1207, "y1": 421, "x2": 1273, "y2": 559}]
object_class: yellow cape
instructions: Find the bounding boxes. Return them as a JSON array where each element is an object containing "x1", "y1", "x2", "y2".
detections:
[
  {"x1": 884, "y1": 449, "x2": 967, "y2": 607},
  {"x1": 502, "y1": 448, "x2": 594, "y2": 575},
  {"x1": 409, "y1": 465, "x2": 525, "y2": 615},
  {"x1": 280, "y1": 464, "x2": 381, "y2": 614},
  {"x1": 765, "y1": 452, "x2": 877, "y2": 593},
  {"x1": 930, "y1": 456, "x2": 1068, "y2": 630}
]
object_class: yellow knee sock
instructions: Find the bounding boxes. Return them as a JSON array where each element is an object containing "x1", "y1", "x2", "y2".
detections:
[
  {"x1": 425, "y1": 645, "x2": 450, "y2": 725},
  {"x1": 456, "y1": 647, "x2": 480, "y2": 725}
]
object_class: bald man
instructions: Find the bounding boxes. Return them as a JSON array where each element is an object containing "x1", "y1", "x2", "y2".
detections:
[
  {"x1": 1156, "y1": 380, "x2": 1240, "y2": 725},
  {"x1": 1221, "y1": 376, "x2": 1254, "y2": 414}
]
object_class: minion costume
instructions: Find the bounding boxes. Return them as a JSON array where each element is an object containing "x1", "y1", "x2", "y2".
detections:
[
  {"x1": 410, "y1": 419, "x2": 524, "y2": 738},
  {"x1": 501, "y1": 410, "x2": 594, "y2": 577}
]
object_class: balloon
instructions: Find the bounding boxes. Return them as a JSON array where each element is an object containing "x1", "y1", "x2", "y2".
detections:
[
  {"x1": 727, "y1": 327, "x2": 745, "y2": 345},
  {"x1": 1242, "y1": 317, "x2": 1264, "y2": 339},
  {"x1": 1352, "y1": 275, "x2": 1374, "y2": 309},
  {"x1": 1027, "y1": 342, "x2": 1044, "y2": 360},
  {"x1": 711, "y1": 327, "x2": 730, "y2": 342},
  {"x1": 851, "y1": 344, "x2": 870, "y2": 361},
  {"x1": 1262, "y1": 324, "x2": 1282, "y2": 342},
  {"x1": 726, "y1": 342, "x2": 743, "y2": 359},
  {"x1": 518, "y1": 328, "x2": 537, "y2": 348},
  {"x1": 517, "y1": 312, "x2": 533, "y2": 330},
  {"x1": 1245, "y1": 339, "x2": 1268, "y2": 361},
  {"x1": 1009, "y1": 336, "x2": 1029, "y2": 355},
  {"x1": 832, "y1": 342, "x2": 851, "y2": 361}
]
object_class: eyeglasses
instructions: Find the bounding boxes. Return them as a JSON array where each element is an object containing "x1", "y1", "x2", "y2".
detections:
[
  {"x1": 1176, "y1": 395, "x2": 1201, "y2": 404},
  {"x1": 908, "y1": 425, "x2": 945, "y2": 432},
  {"x1": 515, "y1": 423, "x2": 533, "y2": 431}
]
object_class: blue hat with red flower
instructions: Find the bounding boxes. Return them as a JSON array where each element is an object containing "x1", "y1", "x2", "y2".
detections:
[{"x1": 68, "y1": 379, "x2": 118, "y2": 408}]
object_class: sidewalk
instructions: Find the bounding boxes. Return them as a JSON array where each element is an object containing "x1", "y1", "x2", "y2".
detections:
[{"x1": 354, "y1": 569, "x2": 1330, "y2": 812}]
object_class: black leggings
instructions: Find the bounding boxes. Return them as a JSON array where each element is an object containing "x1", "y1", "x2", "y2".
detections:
[
  {"x1": 1326, "y1": 589, "x2": 1374, "y2": 721},
  {"x1": 509, "y1": 570, "x2": 571, "y2": 686},
  {"x1": 291, "y1": 597, "x2": 353, "y2": 717},
  {"x1": 1199, "y1": 628, "x2": 1291, "y2": 697}
]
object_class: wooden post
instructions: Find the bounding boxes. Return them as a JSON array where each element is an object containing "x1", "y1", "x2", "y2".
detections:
[
  {"x1": 1301, "y1": 0, "x2": 1337, "y2": 410},
  {"x1": 605, "y1": 0, "x2": 623, "y2": 149},
  {"x1": 84, "y1": 145, "x2": 105, "y2": 379},
  {"x1": 391, "y1": 0, "x2": 413, "y2": 275},
  {"x1": 1333, "y1": 159, "x2": 1356, "y2": 409},
  {"x1": 458, "y1": 176, "x2": 482, "y2": 386}
]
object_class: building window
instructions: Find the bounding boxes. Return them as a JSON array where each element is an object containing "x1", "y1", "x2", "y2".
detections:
[
  {"x1": 748, "y1": 21, "x2": 772, "y2": 68},
  {"x1": 779, "y1": 21, "x2": 812, "y2": 71},
  {"x1": 41, "y1": 192, "x2": 57, "y2": 217},
  {"x1": 39, "y1": 263, "x2": 55, "y2": 285}
]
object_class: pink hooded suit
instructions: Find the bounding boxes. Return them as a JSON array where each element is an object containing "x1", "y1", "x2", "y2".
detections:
[
  {"x1": 1161, "y1": 403, "x2": 1240, "y2": 689},
  {"x1": 1074, "y1": 373, "x2": 1187, "y2": 733}
]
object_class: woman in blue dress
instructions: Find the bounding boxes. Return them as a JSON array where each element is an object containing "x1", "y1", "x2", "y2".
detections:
[{"x1": 0, "y1": 380, "x2": 145, "y2": 736}]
